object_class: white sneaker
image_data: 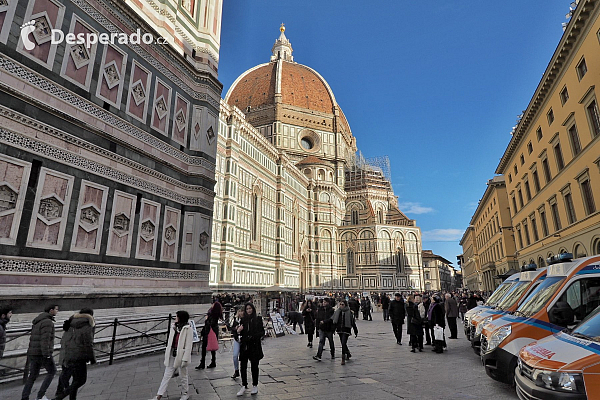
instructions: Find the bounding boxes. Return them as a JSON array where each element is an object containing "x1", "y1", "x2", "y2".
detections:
[
  {"x1": 237, "y1": 386, "x2": 247, "y2": 396},
  {"x1": 251, "y1": 386, "x2": 258, "y2": 395},
  {"x1": 180, "y1": 395, "x2": 189, "y2": 400}
]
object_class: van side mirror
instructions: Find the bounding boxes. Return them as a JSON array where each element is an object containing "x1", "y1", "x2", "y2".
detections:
[{"x1": 549, "y1": 301, "x2": 575, "y2": 327}]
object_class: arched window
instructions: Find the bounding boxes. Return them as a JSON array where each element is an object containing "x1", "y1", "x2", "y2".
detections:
[
  {"x1": 251, "y1": 193, "x2": 258, "y2": 241},
  {"x1": 351, "y1": 209, "x2": 359, "y2": 225},
  {"x1": 573, "y1": 244, "x2": 587, "y2": 258},
  {"x1": 347, "y1": 250, "x2": 355, "y2": 274},
  {"x1": 594, "y1": 238, "x2": 600, "y2": 255},
  {"x1": 396, "y1": 248, "x2": 403, "y2": 273},
  {"x1": 538, "y1": 256, "x2": 545, "y2": 268}
]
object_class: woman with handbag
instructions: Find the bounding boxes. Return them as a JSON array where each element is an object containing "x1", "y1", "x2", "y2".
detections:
[
  {"x1": 301, "y1": 300, "x2": 317, "y2": 348},
  {"x1": 406, "y1": 296, "x2": 423, "y2": 353},
  {"x1": 332, "y1": 300, "x2": 358, "y2": 365},
  {"x1": 149, "y1": 311, "x2": 193, "y2": 400},
  {"x1": 428, "y1": 294, "x2": 446, "y2": 354},
  {"x1": 230, "y1": 307, "x2": 245, "y2": 379},
  {"x1": 236, "y1": 303, "x2": 265, "y2": 396},
  {"x1": 196, "y1": 301, "x2": 222, "y2": 369}
]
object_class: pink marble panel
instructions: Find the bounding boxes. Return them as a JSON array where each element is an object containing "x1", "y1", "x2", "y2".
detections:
[
  {"x1": 75, "y1": 225, "x2": 98, "y2": 249},
  {"x1": 0, "y1": 161, "x2": 24, "y2": 189},
  {"x1": 137, "y1": 238, "x2": 154, "y2": 256},
  {"x1": 83, "y1": 185, "x2": 103, "y2": 207},
  {"x1": 27, "y1": 0, "x2": 60, "y2": 63},
  {"x1": 127, "y1": 63, "x2": 148, "y2": 120},
  {"x1": 110, "y1": 232, "x2": 129, "y2": 254},
  {"x1": 0, "y1": 11, "x2": 7, "y2": 32},
  {"x1": 162, "y1": 242, "x2": 175, "y2": 259},
  {"x1": 0, "y1": 214, "x2": 14, "y2": 239},
  {"x1": 64, "y1": 20, "x2": 93, "y2": 86},
  {"x1": 172, "y1": 95, "x2": 188, "y2": 145},
  {"x1": 151, "y1": 80, "x2": 170, "y2": 133},
  {"x1": 41, "y1": 175, "x2": 68, "y2": 200},
  {"x1": 143, "y1": 203, "x2": 156, "y2": 221},
  {"x1": 33, "y1": 219, "x2": 60, "y2": 245},
  {"x1": 99, "y1": 46, "x2": 124, "y2": 103}
]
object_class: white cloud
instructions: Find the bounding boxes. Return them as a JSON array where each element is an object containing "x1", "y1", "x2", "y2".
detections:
[
  {"x1": 422, "y1": 229, "x2": 463, "y2": 242},
  {"x1": 397, "y1": 202, "x2": 435, "y2": 215}
]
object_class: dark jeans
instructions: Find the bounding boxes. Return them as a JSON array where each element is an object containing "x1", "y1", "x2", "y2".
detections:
[
  {"x1": 447, "y1": 317, "x2": 458, "y2": 338},
  {"x1": 363, "y1": 310, "x2": 372, "y2": 320},
  {"x1": 410, "y1": 332, "x2": 423, "y2": 350},
  {"x1": 338, "y1": 333, "x2": 350, "y2": 356},
  {"x1": 292, "y1": 321, "x2": 304, "y2": 334},
  {"x1": 316, "y1": 329, "x2": 334, "y2": 357},
  {"x1": 306, "y1": 330, "x2": 314, "y2": 344},
  {"x1": 56, "y1": 360, "x2": 87, "y2": 400},
  {"x1": 240, "y1": 356, "x2": 259, "y2": 387},
  {"x1": 382, "y1": 309, "x2": 389, "y2": 321},
  {"x1": 391, "y1": 320, "x2": 403, "y2": 343},
  {"x1": 22, "y1": 355, "x2": 56, "y2": 400}
]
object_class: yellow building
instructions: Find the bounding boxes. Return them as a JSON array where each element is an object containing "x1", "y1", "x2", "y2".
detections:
[
  {"x1": 467, "y1": 177, "x2": 518, "y2": 292},
  {"x1": 496, "y1": 0, "x2": 600, "y2": 266},
  {"x1": 459, "y1": 226, "x2": 479, "y2": 291}
]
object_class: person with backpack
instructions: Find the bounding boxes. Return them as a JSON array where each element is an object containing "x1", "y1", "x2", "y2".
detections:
[{"x1": 332, "y1": 300, "x2": 358, "y2": 365}]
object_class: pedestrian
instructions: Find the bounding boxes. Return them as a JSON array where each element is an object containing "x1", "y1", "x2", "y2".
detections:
[
  {"x1": 149, "y1": 310, "x2": 193, "y2": 400},
  {"x1": 54, "y1": 308, "x2": 96, "y2": 400},
  {"x1": 230, "y1": 308, "x2": 245, "y2": 379},
  {"x1": 332, "y1": 300, "x2": 358, "y2": 365},
  {"x1": 301, "y1": 300, "x2": 317, "y2": 348},
  {"x1": 406, "y1": 296, "x2": 423, "y2": 353},
  {"x1": 313, "y1": 298, "x2": 335, "y2": 361},
  {"x1": 0, "y1": 306, "x2": 12, "y2": 360},
  {"x1": 348, "y1": 297, "x2": 360, "y2": 319},
  {"x1": 287, "y1": 311, "x2": 304, "y2": 334},
  {"x1": 196, "y1": 301, "x2": 222, "y2": 369},
  {"x1": 22, "y1": 305, "x2": 59, "y2": 400},
  {"x1": 381, "y1": 294, "x2": 390, "y2": 321},
  {"x1": 429, "y1": 295, "x2": 446, "y2": 354},
  {"x1": 459, "y1": 295, "x2": 468, "y2": 321},
  {"x1": 421, "y1": 295, "x2": 432, "y2": 345},
  {"x1": 445, "y1": 293, "x2": 459, "y2": 339},
  {"x1": 389, "y1": 293, "x2": 406, "y2": 345},
  {"x1": 467, "y1": 293, "x2": 478, "y2": 310},
  {"x1": 236, "y1": 303, "x2": 265, "y2": 396}
]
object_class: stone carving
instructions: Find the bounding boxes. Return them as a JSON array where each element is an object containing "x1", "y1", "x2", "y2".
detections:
[
  {"x1": 175, "y1": 109, "x2": 186, "y2": 131},
  {"x1": 70, "y1": 44, "x2": 90, "y2": 69},
  {"x1": 193, "y1": 122, "x2": 201, "y2": 139},
  {"x1": 199, "y1": 231, "x2": 209, "y2": 249},
  {"x1": 155, "y1": 97, "x2": 168, "y2": 119},
  {"x1": 113, "y1": 213, "x2": 130, "y2": 234},
  {"x1": 80, "y1": 206, "x2": 100, "y2": 226},
  {"x1": 206, "y1": 125, "x2": 215, "y2": 143},
  {"x1": 103, "y1": 62, "x2": 120, "y2": 89},
  {"x1": 131, "y1": 81, "x2": 146, "y2": 105},
  {"x1": 140, "y1": 220, "x2": 155, "y2": 240},
  {"x1": 39, "y1": 197, "x2": 62, "y2": 220},
  {"x1": 165, "y1": 225, "x2": 176, "y2": 241},
  {"x1": 0, "y1": 185, "x2": 17, "y2": 212},
  {"x1": 33, "y1": 16, "x2": 52, "y2": 45}
]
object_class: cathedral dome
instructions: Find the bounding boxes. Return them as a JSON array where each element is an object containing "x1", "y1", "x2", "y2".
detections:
[{"x1": 224, "y1": 25, "x2": 351, "y2": 136}]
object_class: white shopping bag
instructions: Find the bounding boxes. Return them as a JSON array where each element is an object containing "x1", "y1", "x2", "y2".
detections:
[{"x1": 433, "y1": 325, "x2": 444, "y2": 341}]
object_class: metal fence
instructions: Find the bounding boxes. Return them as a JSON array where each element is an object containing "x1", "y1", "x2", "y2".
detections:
[{"x1": 0, "y1": 313, "x2": 206, "y2": 384}]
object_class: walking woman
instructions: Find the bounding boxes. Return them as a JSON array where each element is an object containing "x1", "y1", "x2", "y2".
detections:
[
  {"x1": 301, "y1": 300, "x2": 317, "y2": 348},
  {"x1": 196, "y1": 301, "x2": 223, "y2": 369},
  {"x1": 230, "y1": 307, "x2": 245, "y2": 379},
  {"x1": 406, "y1": 296, "x2": 423, "y2": 353},
  {"x1": 149, "y1": 311, "x2": 193, "y2": 400},
  {"x1": 236, "y1": 303, "x2": 265, "y2": 396},
  {"x1": 429, "y1": 294, "x2": 446, "y2": 354},
  {"x1": 332, "y1": 300, "x2": 358, "y2": 365}
]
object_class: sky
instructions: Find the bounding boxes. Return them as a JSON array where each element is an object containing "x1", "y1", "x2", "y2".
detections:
[{"x1": 218, "y1": 1, "x2": 572, "y2": 270}]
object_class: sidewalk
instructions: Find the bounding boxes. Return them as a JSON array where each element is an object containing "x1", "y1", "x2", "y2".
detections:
[{"x1": 0, "y1": 316, "x2": 517, "y2": 400}]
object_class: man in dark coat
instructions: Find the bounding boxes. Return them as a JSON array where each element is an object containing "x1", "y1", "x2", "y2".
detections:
[
  {"x1": 0, "y1": 306, "x2": 12, "y2": 360},
  {"x1": 388, "y1": 293, "x2": 406, "y2": 345},
  {"x1": 445, "y1": 293, "x2": 459, "y2": 339},
  {"x1": 381, "y1": 294, "x2": 390, "y2": 321},
  {"x1": 430, "y1": 295, "x2": 446, "y2": 353},
  {"x1": 348, "y1": 297, "x2": 360, "y2": 319},
  {"x1": 22, "y1": 305, "x2": 59, "y2": 400},
  {"x1": 54, "y1": 308, "x2": 96, "y2": 400},
  {"x1": 313, "y1": 298, "x2": 335, "y2": 361},
  {"x1": 467, "y1": 293, "x2": 478, "y2": 310}
]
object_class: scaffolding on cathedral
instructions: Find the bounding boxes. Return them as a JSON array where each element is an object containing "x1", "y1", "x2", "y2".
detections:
[{"x1": 345, "y1": 152, "x2": 393, "y2": 192}]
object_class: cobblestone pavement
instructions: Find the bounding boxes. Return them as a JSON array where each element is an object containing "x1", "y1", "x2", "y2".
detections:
[{"x1": 1, "y1": 315, "x2": 517, "y2": 400}]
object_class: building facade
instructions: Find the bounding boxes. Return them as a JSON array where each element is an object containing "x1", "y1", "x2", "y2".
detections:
[
  {"x1": 0, "y1": 0, "x2": 222, "y2": 312},
  {"x1": 422, "y1": 250, "x2": 454, "y2": 292},
  {"x1": 209, "y1": 28, "x2": 424, "y2": 292},
  {"x1": 459, "y1": 226, "x2": 480, "y2": 290},
  {"x1": 496, "y1": 0, "x2": 600, "y2": 267}
]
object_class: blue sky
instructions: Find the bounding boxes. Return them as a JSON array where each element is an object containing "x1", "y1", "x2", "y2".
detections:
[{"x1": 218, "y1": 1, "x2": 571, "y2": 269}]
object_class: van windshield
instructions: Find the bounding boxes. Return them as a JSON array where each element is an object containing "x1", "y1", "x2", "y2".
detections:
[
  {"x1": 496, "y1": 281, "x2": 531, "y2": 311},
  {"x1": 516, "y1": 276, "x2": 565, "y2": 317},
  {"x1": 486, "y1": 282, "x2": 516, "y2": 306},
  {"x1": 572, "y1": 306, "x2": 600, "y2": 342}
]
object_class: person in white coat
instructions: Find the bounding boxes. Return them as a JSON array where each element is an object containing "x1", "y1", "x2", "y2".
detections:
[{"x1": 149, "y1": 311, "x2": 194, "y2": 400}]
